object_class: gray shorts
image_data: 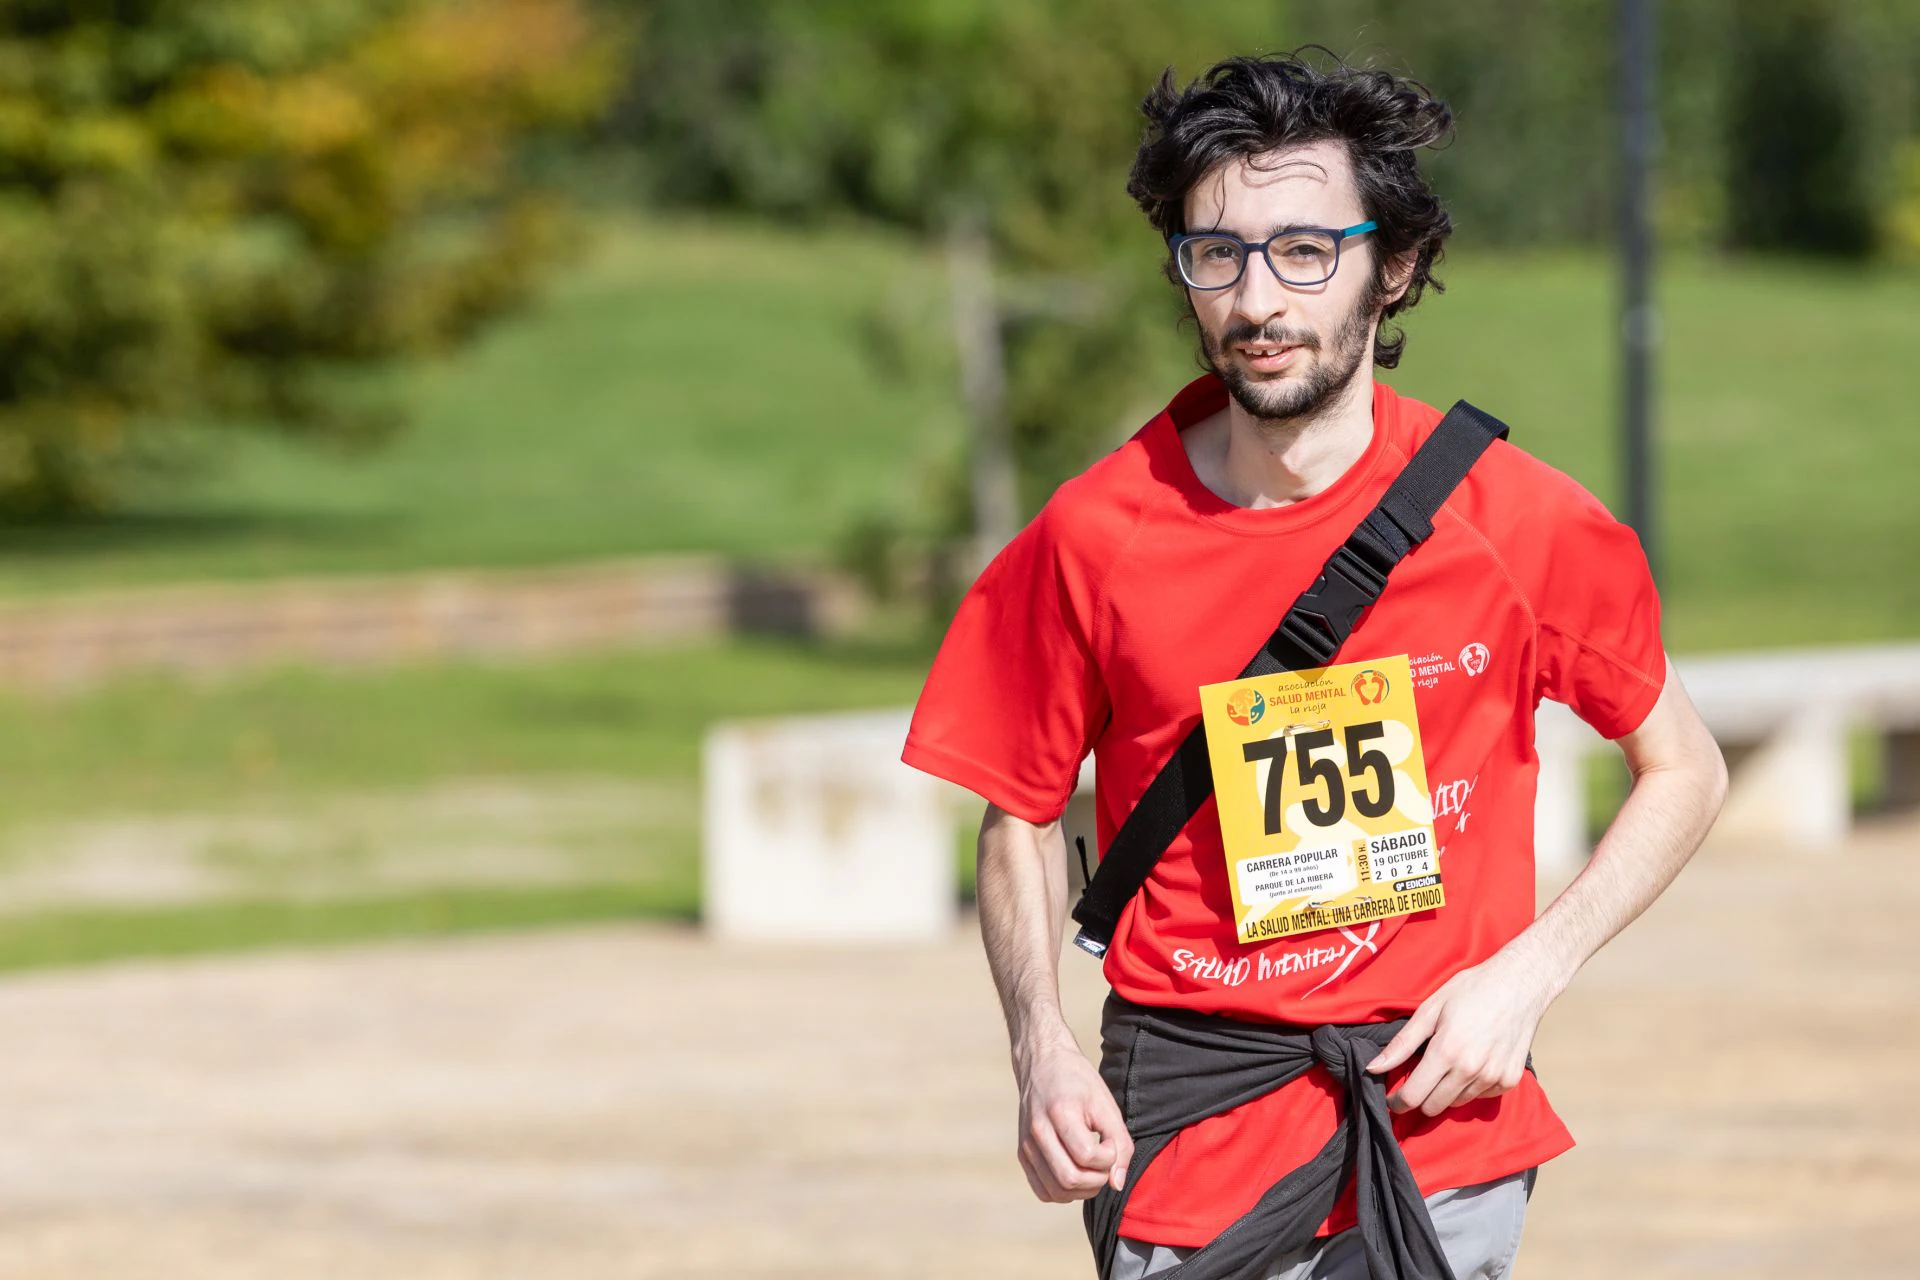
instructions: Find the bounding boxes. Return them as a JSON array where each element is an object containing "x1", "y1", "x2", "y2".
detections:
[{"x1": 1110, "y1": 1170, "x2": 1531, "y2": 1280}]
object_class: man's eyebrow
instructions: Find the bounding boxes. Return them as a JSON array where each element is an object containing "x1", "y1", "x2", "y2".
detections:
[
  {"x1": 1189, "y1": 221, "x2": 1329, "y2": 240},
  {"x1": 1259, "y1": 221, "x2": 1330, "y2": 238}
]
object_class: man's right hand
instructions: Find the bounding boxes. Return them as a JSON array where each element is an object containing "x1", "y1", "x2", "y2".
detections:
[{"x1": 1015, "y1": 1037, "x2": 1135, "y2": 1202}]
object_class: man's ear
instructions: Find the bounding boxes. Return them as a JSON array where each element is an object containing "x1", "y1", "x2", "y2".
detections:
[{"x1": 1382, "y1": 249, "x2": 1419, "y2": 306}]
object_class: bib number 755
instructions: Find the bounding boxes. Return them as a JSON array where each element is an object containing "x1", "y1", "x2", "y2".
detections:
[{"x1": 1240, "y1": 721, "x2": 1395, "y2": 835}]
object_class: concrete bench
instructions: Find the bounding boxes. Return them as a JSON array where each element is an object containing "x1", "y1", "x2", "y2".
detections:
[
  {"x1": 1534, "y1": 643, "x2": 1920, "y2": 869},
  {"x1": 703, "y1": 710, "x2": 952, "y2": 942},
  {"x1": 703, "y1": 644, "x2": 1920, "y2": 939}
]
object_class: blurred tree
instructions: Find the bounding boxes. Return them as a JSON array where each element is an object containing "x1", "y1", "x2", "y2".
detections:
[
  {"x1": 616, "y1": 0, "x2": 1290, "y2": 518},
  {"x1": 1852, "y1": 0, "x2": 1920, "y2": 252},
  {"x1": 0, "y1": 0, "x2": 620, "y2": 518},
  {"x1": 620, "y1": 0, "x2": 1277, "y2": 252},
  {"x1": 613, "y1": 0, "x2": 1919, "y2": 536},
  {"x1": 1724, "y1": 0, "x2": 1876, "y2": 257},
  {"x1": 1892, "y1": 137, "x2": 1920, "y2": 262},
  {"x1": 1295, "y1": 0, "x2": 1621, "y2": 245}
]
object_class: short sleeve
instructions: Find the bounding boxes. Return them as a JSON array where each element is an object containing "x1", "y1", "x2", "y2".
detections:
[
  {"x1": 902, "y1": 502, "x2": 1111, "y2": 824},
  {"x1": 1532, "y1": 492, "x2": 1666, "y2": 739}
]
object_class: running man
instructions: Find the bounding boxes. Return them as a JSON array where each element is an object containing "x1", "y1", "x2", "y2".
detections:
[{"x1": 902, "y1": 52, "x2": 1726, "y2": 1280}]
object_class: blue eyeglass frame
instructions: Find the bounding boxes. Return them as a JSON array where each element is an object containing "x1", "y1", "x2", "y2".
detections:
[{"x1": 1168, "y1": 220, "x2": 1378, "y2": 290}]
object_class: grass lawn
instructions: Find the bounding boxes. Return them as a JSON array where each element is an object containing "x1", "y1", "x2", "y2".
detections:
[
  {"x1": 0, "y1": 884, "x2": 691, "y2": 975},
  {"x1": 1383, "y1": 253, "x2": 1920, "y2": 651},
  {"x1": 0, "y1": 219, "x2": 1913, "y2": 653},
  {"x1": 0, "y1": 218, "x2": 968, "y2": 593},
  {"x1": 0, "y1": 635, "x2": 929, "y2": 817},
  {"x1": 0, "y1": 636, "x2": 939, "y2": 971}
]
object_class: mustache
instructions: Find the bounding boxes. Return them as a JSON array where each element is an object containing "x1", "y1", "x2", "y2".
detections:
[{"x1": 1220, "y1": 322, "x2": 1321, "y2": 351}]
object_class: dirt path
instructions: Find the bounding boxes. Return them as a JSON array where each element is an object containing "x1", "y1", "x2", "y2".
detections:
[{"x1": 0, "y1": 830, "x2": 1912, "y2": 1278}]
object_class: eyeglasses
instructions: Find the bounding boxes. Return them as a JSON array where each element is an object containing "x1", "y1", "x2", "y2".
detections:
[{"x1": 1168, "y1": 221, "x2": 1377, "y2": 290}]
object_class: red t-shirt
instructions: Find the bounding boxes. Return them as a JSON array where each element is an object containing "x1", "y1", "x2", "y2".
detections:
[{"x1": 902, "y1": 373, "x2": 1665, "y2": 1247}]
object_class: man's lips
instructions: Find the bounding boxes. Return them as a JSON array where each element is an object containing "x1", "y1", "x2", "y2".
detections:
[{"x1": 1235, "y1": 343, "x2": 1302, "y2": 373}]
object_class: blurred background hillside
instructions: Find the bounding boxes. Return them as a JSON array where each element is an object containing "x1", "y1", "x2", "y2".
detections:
[{"x1": 0, "y1": 0, "x2": 1914, "y2": 960}]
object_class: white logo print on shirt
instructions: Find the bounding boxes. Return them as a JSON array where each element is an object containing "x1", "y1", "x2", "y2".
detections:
[
  {"x1": 1167, "y1": 924, "x2": 1386, "y2": 994},
  {"x1": 1432, "y1": 774, "x2": 1478, "y2": 832},
  {"x1": 1459, "y1": 642, "x2": 1491, "y2": 677},
  {"x1": 1303, "y1": 924, "x2": 1382, "y2": 996}
]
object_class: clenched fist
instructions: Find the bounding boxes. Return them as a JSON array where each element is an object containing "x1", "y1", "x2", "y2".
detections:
[{"x1": 1015, "y1": 1038, "x2": 1135, "y2": 1202}]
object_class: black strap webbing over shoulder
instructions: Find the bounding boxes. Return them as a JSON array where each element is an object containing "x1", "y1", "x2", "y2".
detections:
[{"x1": 1069, "y1": 400, "x2": 1509, "y2": 958}]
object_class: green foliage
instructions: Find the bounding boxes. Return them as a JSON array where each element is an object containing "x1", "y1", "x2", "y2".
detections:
[
  {"x1": 1296, "y1": 0, "x2": 1920, "y2": 256},
  {"x1": 1724, "y1": 0, "x2": 1876, "y2": 256},
  {"x1": 614, "y1": 0, "x2": 1919, "y2": 523},
  {"x1": 1295, "y1": 0, "x2": 1622, "y2": 245},
  {"x1": 618, "y1": 0, "x2": 1291, "y2": 507},
  {"x1": 0, "y1": 0, "x2": 620, "y2": 518},
  {"x1": 620, "y1": 0, "x2": 1282, "y2": 254},
  {"x1": 1892, "y1": 137, "x2": 1920, "y2": 262},
  {"x1": 620, "y1": 0, "x2": 1919, "y2": 257}
]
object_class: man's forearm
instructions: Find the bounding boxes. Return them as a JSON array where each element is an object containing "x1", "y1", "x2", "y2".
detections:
[
  {"x1": 976, "y1": 806, "x2": 1078, "y2": 1064},
  {"x1": 1368, "y1": 670, "x2": 1727, "y2": 1109},
  {"x1": 978, "y1": 806, "x2": 1135, "y2": 1199},
  {"x1": 1510, "y1": 709, "x2": 1728, "y2": 997}
]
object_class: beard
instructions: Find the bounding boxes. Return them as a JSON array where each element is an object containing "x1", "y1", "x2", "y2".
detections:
[{"x1": 1198, "y1": 277, "x2": 1381, "y2": 424}]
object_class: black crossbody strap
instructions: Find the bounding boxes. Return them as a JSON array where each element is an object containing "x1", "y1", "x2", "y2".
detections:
[{"x1": 1069, "y1": 400, "x2": 1509, "y2": 958}]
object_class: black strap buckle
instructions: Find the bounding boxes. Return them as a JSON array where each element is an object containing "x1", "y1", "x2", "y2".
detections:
[{"x1": 1272, "y1": 543, "x2": 1387, "y2": 668}]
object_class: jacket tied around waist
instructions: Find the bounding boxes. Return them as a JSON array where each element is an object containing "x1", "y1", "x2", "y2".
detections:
[{"x1": 1083, "y1": 993, "x2": 1458, "y2": 1280}]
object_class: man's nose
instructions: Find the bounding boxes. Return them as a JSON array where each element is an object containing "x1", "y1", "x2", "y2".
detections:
[{"x1": 1230, "y1": 248, "x2": 1290, "y2": 327}]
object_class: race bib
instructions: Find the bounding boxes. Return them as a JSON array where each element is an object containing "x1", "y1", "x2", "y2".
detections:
[{"x1": 1197, "y1": 653, "x2": 1444, "y2": 944}]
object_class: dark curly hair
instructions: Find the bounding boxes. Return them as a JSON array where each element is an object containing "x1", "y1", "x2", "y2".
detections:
[{"x1": 1127, "y1": 51, "x2": 1455, "y2": 369}]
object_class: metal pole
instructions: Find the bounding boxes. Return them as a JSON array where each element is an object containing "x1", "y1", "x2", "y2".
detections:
[{"x1": 1620, "y1": 0, "x2": 1658, "y2": 580}]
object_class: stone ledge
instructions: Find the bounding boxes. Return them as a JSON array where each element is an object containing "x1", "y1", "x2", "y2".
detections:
[{"x1": 0, "y1": 556, "x2": 866, "y2": 692}]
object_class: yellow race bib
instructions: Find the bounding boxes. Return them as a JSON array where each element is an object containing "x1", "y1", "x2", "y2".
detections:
[{"x1": 1198, "y1": 653, "x2": 1444, "y2": 944}]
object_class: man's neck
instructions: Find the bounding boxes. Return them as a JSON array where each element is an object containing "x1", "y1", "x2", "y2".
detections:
[{"x1": 1185, "y1": 370, "x2": 1377, "y2": 510}]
